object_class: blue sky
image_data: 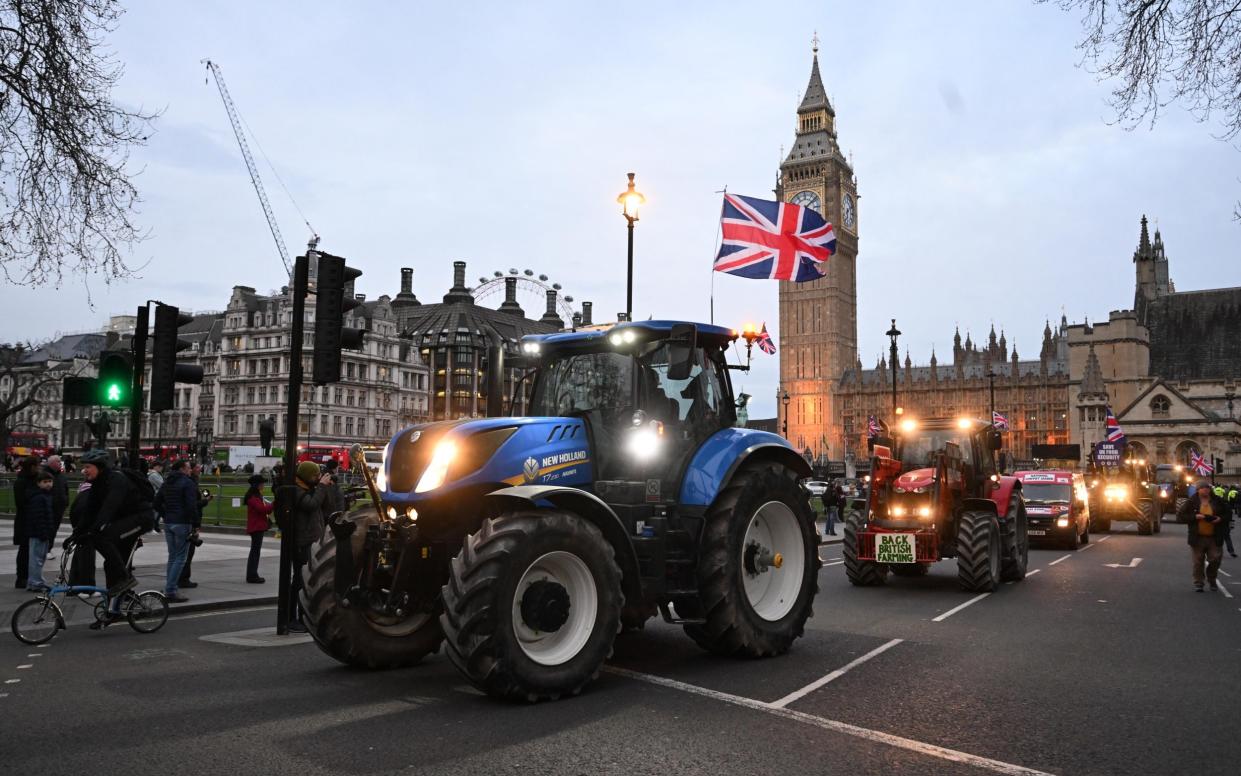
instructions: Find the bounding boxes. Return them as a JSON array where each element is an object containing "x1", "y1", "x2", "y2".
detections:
[{"x1": 2, "y1": 0, "x2": 1238, "y2": 416}]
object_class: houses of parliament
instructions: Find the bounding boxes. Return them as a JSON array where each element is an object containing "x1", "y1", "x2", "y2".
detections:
[{"x1": 775, "y1": 47, "x2": 1241, "y2": 473}]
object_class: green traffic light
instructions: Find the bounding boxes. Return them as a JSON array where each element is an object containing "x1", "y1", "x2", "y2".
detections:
[{"x1": 106, "y1": 383, "x2": 122, "y2": 402}]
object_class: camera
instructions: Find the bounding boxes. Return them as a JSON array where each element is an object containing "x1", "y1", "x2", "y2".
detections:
[
  {"x1": 200, "y1": 488, "x2": 212, "y2": 500},
  {"x1": 189, "y1": 531, "x2": 203, "y2": 547}
]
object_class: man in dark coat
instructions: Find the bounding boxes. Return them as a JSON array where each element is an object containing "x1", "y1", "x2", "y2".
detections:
[
  {"x1": 177, "y1": 463, "x2": 210, "y2": 589},
  {"x1": 71, "y1": 449, "x2": 152, "y2": 599},
  {"x1": 11, "y1": 455, "x2": 40, "y2": 588},
  {"x1": 1177, "y1": 480, "x2": 1230, "y2": 592},
  {"x1": 286, "y1": 461, "x2": 329, "y2": 633},
  {"x1": 155, "y1": 460, "x2": 199, "y2": 602}
]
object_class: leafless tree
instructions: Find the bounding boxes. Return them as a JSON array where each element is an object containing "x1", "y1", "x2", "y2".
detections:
[
  {"x1": 0, "y1": 0, "x2": 156, "y2": 287},
  {"x1": 0, "y1": 343, "x2": 61, "y2": 451}
]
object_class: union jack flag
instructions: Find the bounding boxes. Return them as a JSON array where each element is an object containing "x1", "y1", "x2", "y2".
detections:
[
  {"x1": 713, "y1": 193, "x2": 836, "y2": 282},
  {"x1": 1104, "y1": 407, "x2": 1126, "y2": 445},
  {"x1": 867, "y1": 415, "x2": 881, "y2": 439},
  {"x1": 991, "y1": 410, "x2": 1009, "y2": 431},
  {"x1": 756, "y1": 323, "x2": 776, "y2": 355},
  {"x1": 1190, "y1": 450, "x2": 1214, "y2": 476}
]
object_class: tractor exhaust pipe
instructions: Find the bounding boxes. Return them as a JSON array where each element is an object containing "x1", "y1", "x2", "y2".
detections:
[{"x1": 486, "y1": 335, "x2": 505, "y2": 417}]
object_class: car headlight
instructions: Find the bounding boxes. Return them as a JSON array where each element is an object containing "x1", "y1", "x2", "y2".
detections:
[
  {"x1": 1056, "y1": 517, "x2": 1070, "y2": 527},
  {"x1": 415, "y1": 440, "x2": 457, "y2": 493},
  {"x1": 891, "y1": 505, "x2": 907, "y2": 517}
]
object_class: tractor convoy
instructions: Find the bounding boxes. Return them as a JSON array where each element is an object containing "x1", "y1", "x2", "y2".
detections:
[{"x1": 296, "y1": 316, "x2": 1169, "y2": 702}]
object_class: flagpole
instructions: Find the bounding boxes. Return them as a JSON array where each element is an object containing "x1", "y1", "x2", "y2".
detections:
[{"x1": 710, "y1": 186, "x2": 727, "y2": 324}]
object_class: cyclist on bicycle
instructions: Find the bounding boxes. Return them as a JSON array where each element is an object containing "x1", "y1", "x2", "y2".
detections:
[{"x1": 66, "y1": 450, "x2": 155, "y2": 609}]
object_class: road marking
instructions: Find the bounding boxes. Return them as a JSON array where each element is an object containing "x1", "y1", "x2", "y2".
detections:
[
  {"x1": 1098, "y1": 535, "x2": 1111, "y2": 542},
  {"x1": 1048, "y1": 554, "x2": 1072, "y2": 566},
  {"x1": 1217, "y1": 580, "x2": 1233, "y2": 599},
  {"x1": 1026, "y1": 568, "x2": 1041, "y2": 576},
  {"x1": 200, "y1": 626, "x2": 312, "y2": 647},
  {"x1": 1080, "y1": 542, "x2": 1096, "y2": 551},
  {"x1": 821, "y1": 560, "x2": 844, "y2": 567},
  {"x1": 604, "y1": 667, "x2": 1054, "y2": 776},
  {"x1": 1220, "y1": 570, "x2": 1232, "y2": 578},
  {"x1": 932, "y1": 593, "x2": 991, "y2": 623},
  {"x1": 769, "y1": 639, "x2": 904, "y2": 709},
  {"x1": 15, "y1": 665, "x2": 32, "y2": 670},
  {"x1": 1104, "y1": 558, "x2": 1143, "y2": 569},
  {"x1": 173, "y1": 605, "x2": 278, "y2": 621},
  {"x1": 4, "y1": 679, "x2": 19, "y2": 684},
  {"x1": 26, "y1": 654, "x2": 40, "y2": 658}
]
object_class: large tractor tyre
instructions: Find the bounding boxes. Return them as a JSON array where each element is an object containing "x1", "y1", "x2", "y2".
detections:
[
  {"x1": 1153, "y1": 502, "x2": 1163, "y2": 533},
  {"x1": 1137, "y1": 500, "x2": 1154, "y2": 536},
  {"x1": 685, "y1": 464, "x2": 821, "y2": 658},
  {"x1": 1091, "y1": 517, "x2": 1111, "y2": 533},
  {"x1": 1081, "y1": 521, "x2": 1090, "y2": 544},
  {"x1": 956, "y1": 510, "x2": 1002, "y2": 593},
  {"x1": 1001, "y1": 499, "x2": 1029, "y2": 582},
  {"x1": 889, "y1": 563, "x2": 930, "y2": 577},
  {"x1": 440, "y1": 509, "x2": 623, "y2": 702},
  {"x1": 843, "y1": 510, "x2": 889, "y2": 587},
  {"x1": 301, "y1": 509, "x2": 444, "y2": 669}
]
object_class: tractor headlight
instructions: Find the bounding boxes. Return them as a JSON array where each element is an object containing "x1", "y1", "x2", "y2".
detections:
[
  {"x1": 1104, "y1": 485, "x2": 1128, "y2": 501},
  {"x1": 1159, "y1": 490, "x2": 1168, "y2": 499},
  {"x1": 626, "y1": 421, "x2": 664, "y2": 461},
  {"x1": 891, "y1": 505, "x2": 907, "y2": 517},
  {"x1": 415, "y1": 440, "x2": 457, "y2": 493},
  {"x1": 917, "y1": 506, "x2": 933, "y2": 518}
]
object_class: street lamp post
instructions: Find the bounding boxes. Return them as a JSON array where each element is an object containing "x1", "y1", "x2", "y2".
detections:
[
  {"x1": 987, "y1": 368, "x2": 997, "y2": 418},
  {"x1": 616, "y1": 173, "x2": 645, "y2": 321},
  {"x1": 781, "y1": 390, "x2": 791, "y2": 438},
  {"x1": 885, "y1": 319, "x2": 901, "y2": 419}
]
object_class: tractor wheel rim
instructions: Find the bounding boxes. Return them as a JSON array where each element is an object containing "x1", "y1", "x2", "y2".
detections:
[
  {"x1": 741, "y1": 501, "x2": 806, "y2": 621},
  {"x1": 511, "y1": 551, "x2": 598, "y2": 666}
]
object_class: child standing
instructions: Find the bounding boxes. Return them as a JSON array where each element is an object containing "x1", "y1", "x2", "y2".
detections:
[{"x1": 26, "y1": 470, "x2": 57, "y2": 592}]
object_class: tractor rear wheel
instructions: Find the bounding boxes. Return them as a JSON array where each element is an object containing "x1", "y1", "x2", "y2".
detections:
[
  {"x1": 1001, "y1": 498, "x2": 1029, "y2": 582},
  {"x1": 1153, "y1": 503, "x2": 1163, "y2": 533},
  {"x1": 1137, "y1": 500, "x2": 1154, "y2": 535},
  {"x1": 889, "y1": 563, "x2": 930, "y2": 577},
  {"x1": 301, "y1": 509, "x2": 444, "y2": 669},
  {"x1": 441, "y1": 509, "x2": 622, "y2": 702},
  {"x1": 685, "y1": 464, "x2": 820, "y2": 657},
  {"x1": 956, "y1": 510, "x2": 1002, "y2": 593},
  {"x1": 843, "y1": 510, "x2": 889, "y2": 587}
]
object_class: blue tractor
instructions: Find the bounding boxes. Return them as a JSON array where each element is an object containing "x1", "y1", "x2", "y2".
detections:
[{"x1": 300, "y1": 320, "x2": 820, "y2": 701}]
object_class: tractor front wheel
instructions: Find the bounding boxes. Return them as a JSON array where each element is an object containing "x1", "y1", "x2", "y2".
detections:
[
  {"x1": 843, "y1": 510, "x2": 889, "y2": 587},
  {"x1": 685, "y1": 464, "x2": 820, "y2": 657},
  {"x1": 1001, "y1": 498, "x2": 1029, "y2": 582},
  {"x1": 441, "y1": 509, "x2": 622, "y2": 702},
  {"x1": 301, "y1": 509, "x2": 444, "y2": 669},
  {"x1": 1137, "y1": 500, "x2": 1154, "y2": 536},
  {"x1": 956, "y1": 510, "x2": 1002, "y2": 593}
]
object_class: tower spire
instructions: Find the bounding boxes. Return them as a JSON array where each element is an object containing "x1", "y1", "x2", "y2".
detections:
[{"x1": 797, "y1": 42, "x2": 833, "y2": 116}]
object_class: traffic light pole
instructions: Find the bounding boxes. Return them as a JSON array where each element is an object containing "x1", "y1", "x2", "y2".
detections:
[
  {"x1": 277, "y1": 253, "x2": 310, "y2": 635},
  {"x1": 127, "y1": 304, "x2": 149, "y2": 470}
]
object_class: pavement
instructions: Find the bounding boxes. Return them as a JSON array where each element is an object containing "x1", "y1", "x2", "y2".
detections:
[{"x1": 0, "y1": 522, "x2": 280, "y2": 627}]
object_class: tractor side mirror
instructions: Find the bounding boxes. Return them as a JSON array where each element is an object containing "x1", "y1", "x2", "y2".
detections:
[
  {"x1": 988, "y1": 430, "x2": 1002, "y2": 451},
  {"x1": 667, "y1": 323, "x2": 698, "y2": 381}
]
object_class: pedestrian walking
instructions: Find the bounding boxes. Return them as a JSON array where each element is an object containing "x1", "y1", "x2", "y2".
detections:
[
  {"x1": 11, "y1": 455, "x2": 40, "y2": 588},
  {"x1": 24, "y1": 469, "x2": 57, "y2": 592},
  {"x1": 45, "y1": 455, "x2": 70, "y2": 546},
  {"x1": 154, "y1": 460, "x2": 198, "y2": 603},
  {"x1": 244, "y1": 474, "x2": 274, "y2": 583},
  {"x1": 1177, "y1": 480, "x2": 1229, "y2": 592},
  {"x1": 1226, "y1": 485, "x2": 1239, "y2": 559},
  {"x1": 286, "y1": 461, "x2": 329, "y2": 633},
  {"x1": 178, "y1": 463, "x2": 211, "y2": 589}
]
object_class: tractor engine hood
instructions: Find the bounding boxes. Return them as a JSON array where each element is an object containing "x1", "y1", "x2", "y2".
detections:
[
  {"x1": 893, "y1": 468, "x2": 936, "y2": 493},
  {"x1": 381, "y1": 417, "x2": 594, "y2": 503}
]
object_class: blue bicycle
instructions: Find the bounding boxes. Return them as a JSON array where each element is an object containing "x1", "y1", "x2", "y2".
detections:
[{"x1": 10, "y1": 540, "x2": 169, "y2": 644}]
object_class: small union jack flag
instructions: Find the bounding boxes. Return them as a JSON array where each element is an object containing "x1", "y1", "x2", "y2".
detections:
[
  {"x1": 713, "y1": 193, "x2": 836, "y2": 282},
  {"x1": 1190, "y1": 450, "x2": 1214, "y2": 476},
  {"x1": 992, "y1": 410, "x2": 1009, "y2": 431},
  {"x1": 756, "y1": 323, "x2": 776, "y2": 355},
  {"x1": 867, "y1": 415, "x2": 881, "y2": 439},
  {"x1": 1104, "y1": 407, "x2": 1126, "y2": 445}
]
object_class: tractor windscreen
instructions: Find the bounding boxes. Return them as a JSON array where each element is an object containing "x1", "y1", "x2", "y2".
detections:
[
  {"x1": 1022, "y1": 483, "x2": 1072, "y2": 504},
  {"x1": 529, "y1": 351, "x2": 634, "y2": 423},
  {"x1": 898, "y1": 429, "x2": 971, "y2": 470},
  {"x1": 1155, "y1": 467, "x2": 1179, "y2": 484}
]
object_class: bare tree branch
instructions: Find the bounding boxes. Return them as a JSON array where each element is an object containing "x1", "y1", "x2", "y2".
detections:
[{"x1": 0, "y1": 0, "x2": 156, "y2": 287}]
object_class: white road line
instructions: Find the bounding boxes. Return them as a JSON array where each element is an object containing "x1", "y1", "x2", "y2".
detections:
[
  {"x1": 1047, "y1": 554, "x2": 1071, "y2": 566},
  {"x1": 604, "y1": 667, "x2": 1054, "y2": 776},
  {"x1": 932, "y1": 593, "x2": 991, "y2": 623},
  {"x1": 1220, "y1": 570, "x2": 1232, "y2": 578},
  {"x1": 1218, "y1": 580, "x2": 1234, "y2": 599},
  {"x1": 172, "y1": 605, "x2": 278, "y2": 621},
  {"x1": 1026, "y1": 568, "x2": 1042, "y2": 576},
  {"x1": 1098, "y1": 535, "x2": 1112, "y2": 542},
  {"x1": 822, "y1": 560, "x2": 844, "y2": 567},
  {"x1": 1080, "y1": 542, "x2": 1096, "y2": 551},
  {"x1": 4, "y1": 679, "x2": 19, "y2": 684},
  {"x1": 770, "y1": 639, "x2": 904, "y2": 709},
  {"x1": 26, "y1": 654, "x2": 40, "y2": 658},
  {"x1": 15, "y1": 665, "x2": 32, "y2": 670}
]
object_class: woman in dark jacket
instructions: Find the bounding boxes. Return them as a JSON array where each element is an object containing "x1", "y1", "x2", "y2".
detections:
[
  {"x1": 11, "y1": 455, "x2": 39, "y2": 588},
  {"x1": 243, "y1": 474, "x2": 274, "y2": 584}
]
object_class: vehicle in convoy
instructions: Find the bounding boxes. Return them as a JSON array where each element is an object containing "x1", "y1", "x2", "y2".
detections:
[
  {"x1": 299, "y1": 321, "x2": 820, "y2": 701},
  {"x1": 1153, "y1": 463, "x2": 1189, "y2": 518},
  {"x1": 1015, "y1": 470, "x2": 1089, "y2": 550},
  {"x1": 297, "y1": 445, "x2": 351, "y2": 468},
  {"x1": 1087, "y1": 459, "x2": 1159, "y2": 535},
  {"x1": 842, "y1": 417, "x2": 1029, "y2": 592}
]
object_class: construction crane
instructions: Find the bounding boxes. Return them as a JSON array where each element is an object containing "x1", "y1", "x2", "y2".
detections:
[{"x1": 202, "y1": 59, "x2": 317, "y2": 275}]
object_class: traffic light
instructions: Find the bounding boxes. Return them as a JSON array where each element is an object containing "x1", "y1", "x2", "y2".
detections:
[
  {"x1": 312, "y1": 252, "x2": 365, "y2": 385},
  {"x1": 97, "y1": 350, "x2": 133, "y2": 407},
  {"x1": 149, "y1": 303, "x2": 203, "y2": 413}
]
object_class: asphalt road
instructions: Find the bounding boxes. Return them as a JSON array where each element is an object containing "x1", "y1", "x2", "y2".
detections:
[{"x1": 2, "y1": 519, "x2": 1238, "y2": 776}]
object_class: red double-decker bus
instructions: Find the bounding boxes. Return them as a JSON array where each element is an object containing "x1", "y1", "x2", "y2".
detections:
[
  {"x1": 296, "y1": 445, "x2": 351, "y2": 468},
  {"x1": 6, "y1": 431, "x2": 51, "y2": 459}
]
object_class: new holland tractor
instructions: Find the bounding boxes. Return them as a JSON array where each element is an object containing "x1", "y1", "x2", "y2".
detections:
[
  {"x1": 300, "y1": 321, "x2": 820, "y2": 701},
  {"x1": 842, "y1": 417, "x2": 1029, "y2": 592}
]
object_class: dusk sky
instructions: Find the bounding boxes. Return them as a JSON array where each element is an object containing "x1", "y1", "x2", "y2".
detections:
[{"x1": 2, "y1": 0, "x2": 1239, "y2": 417}]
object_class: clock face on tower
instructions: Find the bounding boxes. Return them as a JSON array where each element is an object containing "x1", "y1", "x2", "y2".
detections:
[
  {"x1": 790, "y1": 190, "x2": 821, "y2": 214},
  {"x1": 842, "y1": 193, "x2": 856, "y2": 228}
]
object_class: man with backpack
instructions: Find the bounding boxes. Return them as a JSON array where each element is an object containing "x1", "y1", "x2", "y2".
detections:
[
  {"x1": 68, "y1": 449, "x2": 155, "y2": 605},
  {"x1": 154, "y1": 459, "x2": 199, "y2": 603}
]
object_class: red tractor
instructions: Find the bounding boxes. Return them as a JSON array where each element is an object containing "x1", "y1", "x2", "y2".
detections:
[{"x1": 843, "y1": 417, "x2": 1029, "y2": 592}]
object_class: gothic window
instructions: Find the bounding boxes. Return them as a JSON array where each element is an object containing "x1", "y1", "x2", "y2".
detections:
[{"x1": 1150, "y1": 395, "x2": 1170, "y2": 418}]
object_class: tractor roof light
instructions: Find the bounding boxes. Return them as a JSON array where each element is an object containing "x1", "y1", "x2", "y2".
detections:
[
  {"x1": 899, "y1": 418, "x2": 917, "y2": 434},
  {"x1": 956, "y1": 417, "x2": 973, "y2": 430},
  {"x1": 608, "y1": 328, "x2": 637, "y2": 347},
  {"x1": 521, "y1": 341, "x2": 541, "y2": 355}
]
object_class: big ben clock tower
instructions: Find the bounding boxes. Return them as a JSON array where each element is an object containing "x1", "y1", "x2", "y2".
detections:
[{"x1": 776, "y1": 39, "x2": 859, "y2": 461}]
